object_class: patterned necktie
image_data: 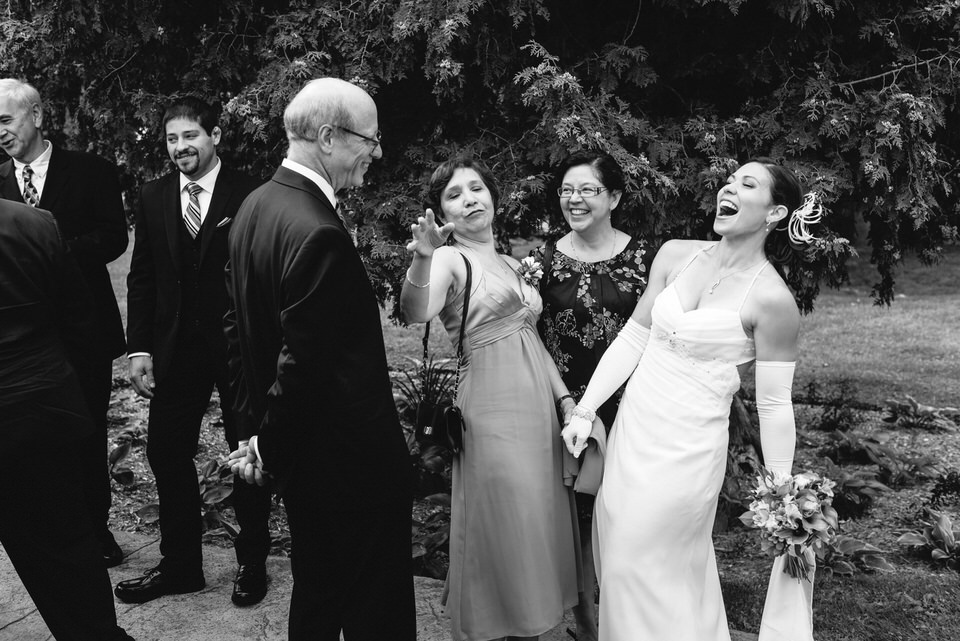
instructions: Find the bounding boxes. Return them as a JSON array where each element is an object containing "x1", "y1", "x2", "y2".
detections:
[
  {"x1": 22, "y1": 165, "x2": 41, "y2": 207},
  {"x1": 183, "y1": 182, "x2": 203, "y2": 239}
]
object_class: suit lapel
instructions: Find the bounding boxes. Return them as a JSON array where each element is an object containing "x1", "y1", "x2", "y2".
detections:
[
  {"x1": 164, "y1": 174, "x2": 184, "y2": 277},
  {"x1": 0, "y1": 159, "x2": 24, "y2": 202},
  {"x1": 199, "y1": 170, "x2": 231, "y2": 263},
  {"x1": 38, "y1": 145, "x2": 69, "y2": 211},
  {"x1": 272, "y1": 165, "x2": 339, "y2": 223}
]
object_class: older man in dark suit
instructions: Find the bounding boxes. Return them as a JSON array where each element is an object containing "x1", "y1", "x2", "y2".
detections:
[
  {"x1": 224, "y1": 78, "x2": 415, "y2": 640},
  {"x1": 0, "y1": 198, "x2": 134, "y2": 640},
  {"x1": 0, "y1": 78, "x2": 128, "y2": 567},
  {"x1": 116, "y1": 97, "x2": 272, "y2": 606}
]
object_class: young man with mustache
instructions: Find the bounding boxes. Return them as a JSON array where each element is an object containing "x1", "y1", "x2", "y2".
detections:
[{"x1": 119, "y1": 96, "x2": 272, "y2": 607}]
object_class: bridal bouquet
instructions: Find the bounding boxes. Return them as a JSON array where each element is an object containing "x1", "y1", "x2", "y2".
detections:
[
  {"x1": 517, "y1": 256, "x2": 543, "y2": 286},
  {"x1": 740, "y1": 468, "x2": 839, "y2": 581}
]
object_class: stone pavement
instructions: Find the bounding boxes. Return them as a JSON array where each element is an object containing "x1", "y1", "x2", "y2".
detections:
[{"x1": 1, "y1": 530, "x2": 758, "y2": 640}]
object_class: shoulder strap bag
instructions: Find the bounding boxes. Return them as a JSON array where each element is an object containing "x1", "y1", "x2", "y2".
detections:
[{"x1": 414, "y1": 252, "x2": 472, "y2": 453}]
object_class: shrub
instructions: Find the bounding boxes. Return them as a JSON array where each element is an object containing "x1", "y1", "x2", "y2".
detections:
[
  {"x1": 197, "y1": 459, "x2": 238, "y2": 541},
  {"x1": 412, "y1": 493, "x2": 452, "y2": 580},
  {"x1": 802, "y1": 379, "x2": 864, "y2": 432},
  {"x1": 108, "y1": 422, "x2": 147, "y2": 486},
  {"x1": 898, "y1": 509, "x2": 960, "y2": 572},
  {"x1": 826, "y1": 466, "x2": 891, "y2": 520},
  {"x1": 820, "y1": 430, "x2": 941, "y2": 487},
  {"x1": 820, "y1": 535, "x2": 895, "y2": 577},
  {"x1": 928, "y1": 470, "x2": 960, "y2": 509},
  {"x1": 882, "y1": 395, "x2": 959, "y2": 433},
  {"x1": 394, "y1": 356, "x2": 457, "y2": 422}
]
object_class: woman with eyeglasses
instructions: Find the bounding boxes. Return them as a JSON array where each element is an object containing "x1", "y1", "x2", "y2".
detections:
[
  {"x1": 530, "y1": 151, "x2": 651, "y2": 641},
  {"x1": 401, "y1": 157, "x2": 580, "y2": 641}
]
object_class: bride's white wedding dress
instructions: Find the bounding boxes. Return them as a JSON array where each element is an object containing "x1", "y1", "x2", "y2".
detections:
[{"x1": 594, "y1": 255, "x2": 813, "y2": 641}]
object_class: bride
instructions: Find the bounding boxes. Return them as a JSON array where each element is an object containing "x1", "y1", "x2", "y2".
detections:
[{"x1": 563, "y1": 158, "x2": 826, "y2": 641}]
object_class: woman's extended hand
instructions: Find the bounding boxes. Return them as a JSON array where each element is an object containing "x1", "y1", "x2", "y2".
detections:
[{"x1": 406, "y1": 208, "x2": 455, "y2": 257}]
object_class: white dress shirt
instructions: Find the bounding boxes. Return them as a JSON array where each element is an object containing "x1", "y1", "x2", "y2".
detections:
[
  {"x1": 178, "y1": 158, "x2": 222, "y2": 225},
  {"x1": 12, "y1": 140, "x2": 53, "y2": 200}
]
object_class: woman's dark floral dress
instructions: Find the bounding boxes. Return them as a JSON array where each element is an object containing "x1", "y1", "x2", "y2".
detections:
[{"x1": 532, "y1": 236, "x2": 651, "y2": 431}]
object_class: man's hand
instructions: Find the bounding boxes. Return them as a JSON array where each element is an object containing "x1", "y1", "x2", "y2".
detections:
[
  {"x1": 129, "y1": 355, "x2": 155, "y2": 399},
  {"x1": 228, "y1": 436, "x2": 268, "y2": 487}
]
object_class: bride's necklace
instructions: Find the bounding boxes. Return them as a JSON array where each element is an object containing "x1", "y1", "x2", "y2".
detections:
[
  {"x1": 570, "y1": 232, "x2": 617, "y2": 263},
  {"x1": 707, "y1": 258, "x2": 767, "y2": 294}
]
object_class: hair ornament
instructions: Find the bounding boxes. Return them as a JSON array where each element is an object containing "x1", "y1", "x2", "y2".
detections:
[{"x1": 787, "y1": 191, "x2": 823, "y2": 245}]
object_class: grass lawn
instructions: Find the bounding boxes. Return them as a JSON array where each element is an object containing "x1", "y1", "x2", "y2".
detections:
[{"x1": 106, "y1": 232, "x2": 960, "y2": 640}]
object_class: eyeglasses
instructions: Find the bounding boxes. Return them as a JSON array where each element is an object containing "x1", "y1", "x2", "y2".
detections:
[
  {"x1": 558, "y1": 186, "x2": 607, "y2": 198},
  {"x1": 335, "y1": 126, "x2": 382, "y2": 147}
]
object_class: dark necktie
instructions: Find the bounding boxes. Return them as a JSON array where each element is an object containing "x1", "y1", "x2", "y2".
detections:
[
  {"x1": 183, "y1": 182, "x2": 202, "y2": 239},
  {"x1": 22, "y1": 165, "x2": 41, "y2": 207}
]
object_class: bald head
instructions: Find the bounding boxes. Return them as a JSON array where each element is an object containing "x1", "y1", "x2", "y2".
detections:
[
  {"x1": 283, "y1": 77, "x2": 382, "y2": 192},
  {"x1": 284, "y1": 78, "x2": 374, "y2": 143}
]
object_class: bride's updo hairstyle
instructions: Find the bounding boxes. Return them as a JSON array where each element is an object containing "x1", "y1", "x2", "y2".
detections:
[
  {"x1": 750, "y1": 157, "x2": 854, "y2": 313},
  {"x1": 425, "y1": 157, "x2": 501, "y2": 225}
]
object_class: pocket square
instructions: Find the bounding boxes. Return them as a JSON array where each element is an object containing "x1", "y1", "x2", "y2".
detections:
[{"x1": 216, "y1": 217, "x2": 233, "y2": 228}]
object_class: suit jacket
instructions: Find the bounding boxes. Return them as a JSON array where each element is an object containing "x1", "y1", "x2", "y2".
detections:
[
  {"x1": 126, "y1": 167, "x2": 260, "y2": 383},
  {"x1": 0, "y1": 199, "x2": 95, "y2": 419},
  {"x1": 0, "y1": 146, "x2": 128, "y2": 359},
  {"x1": 224, "y1": 166, "x2": 410, "y2": 504}
]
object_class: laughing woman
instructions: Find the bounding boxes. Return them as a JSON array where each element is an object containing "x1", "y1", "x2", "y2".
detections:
[
  {"x1": 531, "y1": 151, "x2": 652, "y2": 641},
  {"x1": 400, "y1": 157, "x2": 580, "y2": 641},
  {"x1": 563, "y1": 158, "x2": 835, "y2": 641}
]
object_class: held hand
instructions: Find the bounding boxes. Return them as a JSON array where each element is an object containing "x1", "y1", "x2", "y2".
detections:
[
  {"x1": 406, "y1": 208, "x2": 455, "y2": 257},
  {"x1": 129, "y1": 355, "x2": 155, "y2": 399},
  {"x1": 561, "y1": 415, "x2": 593, "y2": 457},
  {"x1": 228, "y1": 439, "x2": 267, "y2": 487}
]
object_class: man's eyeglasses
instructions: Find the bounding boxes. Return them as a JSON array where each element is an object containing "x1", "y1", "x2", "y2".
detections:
[
  {"x1": 558, "y1": 186, "x2": 607, "y2": 198},
  {"x1": 336, "y1": 126, "x2": 382, "y2": 147}
]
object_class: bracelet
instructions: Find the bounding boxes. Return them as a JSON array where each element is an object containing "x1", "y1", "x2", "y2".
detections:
[
  {"x1": 571, "y1": 405, "x2": 596, "y2": 422},
  {"x1": 556, "y1": 393, "x2": 575, "y2": 407},
  {"x1": 405, "y1": 268, "x2": 430, "y2": 289}
]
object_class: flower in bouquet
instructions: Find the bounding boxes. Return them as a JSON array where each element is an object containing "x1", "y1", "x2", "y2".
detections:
[
  {"x1": 739, "y1": 468, "x2": 839, "y2": 581},
  {"x1": 517, "y1": 256, "x2": 544, "y2": 286}
]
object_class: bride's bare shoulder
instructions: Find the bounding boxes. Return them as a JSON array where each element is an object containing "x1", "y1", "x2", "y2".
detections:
[{"x1": 652, "y1": 239, "x2": 713, "y2": 269}]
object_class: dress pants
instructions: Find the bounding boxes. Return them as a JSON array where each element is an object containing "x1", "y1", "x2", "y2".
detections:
[
  {"x1": 283, "y1": 481, "x2": 416, "y2": 641},
  {"x1": 146, "y1": 331, "x2": 272, "y2": 575},
  {"x1": 0, "y1": 383, "x2": 131, "y2": 641},
  {"x1": 75, "y1": 350, "x2": 116, "y2": 545}
]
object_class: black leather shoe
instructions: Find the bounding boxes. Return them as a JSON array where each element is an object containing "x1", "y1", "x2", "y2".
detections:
[
  {"x1": 102, "y1": 539, "x2": 124, "y2": 568},
  {"x1": 114, "y1": 566, "x2": 205, "y2": 604},
  {"x1": 231, "y1": 563, "x2": 267, "y2": 607}
]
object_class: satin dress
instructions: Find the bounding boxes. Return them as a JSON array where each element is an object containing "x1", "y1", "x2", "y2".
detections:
[
  {"x1": 594, "y1": 252, "x2": 767, "y2": 641},
  {"x1": 439, "y1": 247, "x2": 580, "y2": 641}
]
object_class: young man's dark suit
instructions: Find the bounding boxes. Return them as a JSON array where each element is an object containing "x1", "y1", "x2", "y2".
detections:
[
  {"x1": 224, "y1": 165, "x2": 416, "y2": 639},
  {"x1": 0, "y1": 199, "x2": 133, "y2": 641},
  {"x1": 0, "y1": 145, "x2": 128, "y2": 560},
  {"x1": 125, "y1": 166, "x2": 272, "y2": 584}
]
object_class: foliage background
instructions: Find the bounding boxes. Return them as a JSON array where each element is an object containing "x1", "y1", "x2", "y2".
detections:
[{"x1": 2, "y1": 0, "x2": 959, "y2": 312}]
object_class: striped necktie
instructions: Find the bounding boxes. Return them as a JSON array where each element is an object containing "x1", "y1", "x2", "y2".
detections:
[
  {"x1": 22, "y1": 165, "x2": 41, "y2": 207},
  {"x1": 183, "y1": 182, "x2": 202, "y2": 239}
]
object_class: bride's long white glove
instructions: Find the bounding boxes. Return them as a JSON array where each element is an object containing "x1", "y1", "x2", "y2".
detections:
[
  {"x1": 562, "y1": 319, "x2": 650, "y2": 456},
  {"x1": 755, "y1": 361, "x2": 813, "y2": 641},
  {"x1": 755, "y1": 361, "x2": 796, "y2": 475}
]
